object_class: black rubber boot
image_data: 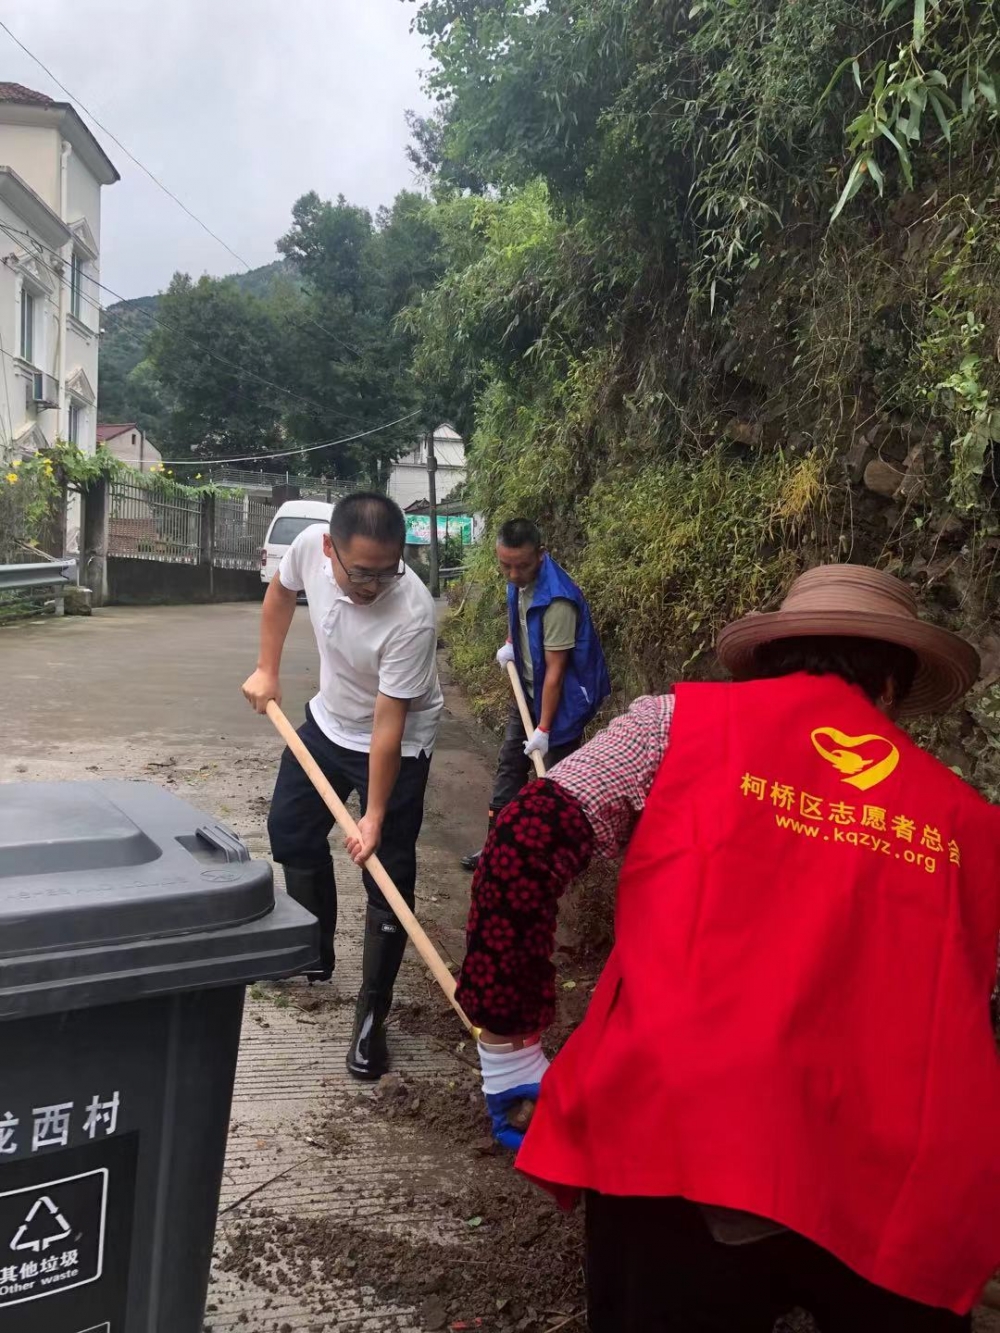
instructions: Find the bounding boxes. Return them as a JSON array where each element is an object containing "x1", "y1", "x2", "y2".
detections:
[
  {"x1": 461, "y1": 808, "x2": 497, "y2": 872},
  {"x1": 282, "y1": 864, "x2": 337, "y2": 982},
  {"x1": 346, "y1": 904, "x2": 408, "y2": 1080}
]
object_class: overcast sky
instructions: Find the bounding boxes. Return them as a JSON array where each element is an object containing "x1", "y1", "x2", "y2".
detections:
[{"x1": 0, "y1": 0, "x2": 434, "y2": 300}]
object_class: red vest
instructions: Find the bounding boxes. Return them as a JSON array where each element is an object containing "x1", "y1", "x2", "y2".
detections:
[{"x1": 518, "y1": 675, "x2": 1000, "y2": 1313}]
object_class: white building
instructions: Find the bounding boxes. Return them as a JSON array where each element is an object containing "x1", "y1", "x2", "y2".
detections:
[
  {"x1": 96, "y1": 421, "x2": 162, "y2": 473},
  {"x1": 0, "y1": 82, "x2": 118, "y2": 550},
  {"x1": 387, "y1": 423, "x2": 466, "y2": 511}
]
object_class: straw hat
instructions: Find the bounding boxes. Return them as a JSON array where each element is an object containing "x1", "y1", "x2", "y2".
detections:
[{"x1": 716, "y1": 564, "x2": 979, "y2": 716}]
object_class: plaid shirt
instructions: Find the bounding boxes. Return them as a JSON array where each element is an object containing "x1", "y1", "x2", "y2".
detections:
[{"x1": 547, "y1": 693, "x2": 675, "y2": 858}]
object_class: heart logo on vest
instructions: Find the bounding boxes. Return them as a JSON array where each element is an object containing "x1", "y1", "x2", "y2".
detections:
[{"x1": 810, "y1": 727, "x2": 900, "y2": 792}]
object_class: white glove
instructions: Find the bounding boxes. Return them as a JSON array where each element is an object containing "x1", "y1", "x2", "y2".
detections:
[
  {"x1": 478, "y1": 1041, "x2": 550, "y2": 1096},
  {"x1": 496, "y1": 641, "x2": 516, "y2": 670},
  {"x1": 524, "y1": 727, "x2": 550, "y2": 759}
]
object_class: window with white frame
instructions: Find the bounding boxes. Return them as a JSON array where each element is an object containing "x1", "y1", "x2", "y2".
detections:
[
  {"x1": 68, "y1": 402, "x2": 81, "y2": 446},
  {"x1": 20, "y1": 288, "x2": 35, "y2": 363},
  {"x1": 70, "y1": 251, "x2": 84, "y2": 322}
]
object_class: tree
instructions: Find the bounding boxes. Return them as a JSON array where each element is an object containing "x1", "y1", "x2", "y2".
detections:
[
  {"x1": 147, "y1": 274, "x2": 284, "y2": 460},
  {"x1": 97, "y1": 296, "x2": 170, "y2": 433},
  {"x1": 406, "y1": 0, "x2": 1000, "y2": 770},
  {"x1": 276, "y1": 190, "x2": 451, "y2": 482}
]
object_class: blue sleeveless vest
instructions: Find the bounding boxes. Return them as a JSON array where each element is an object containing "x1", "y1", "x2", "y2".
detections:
[{"x1": 508, "y1": 555, "x2": 610, "y2": 746}]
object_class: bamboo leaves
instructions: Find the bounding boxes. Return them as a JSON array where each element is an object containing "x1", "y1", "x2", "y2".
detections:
[{"x1": 827, "y1": 0, "x2": 999, "y2": 223}]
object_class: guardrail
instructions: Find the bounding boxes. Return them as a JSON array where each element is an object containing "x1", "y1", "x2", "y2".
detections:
[
  {"x1": 438, "y1": 564, "x2": 471, "y2": 583},
  {"x1": 0, "y1": 560, "x2": 78, "y2": 616}
]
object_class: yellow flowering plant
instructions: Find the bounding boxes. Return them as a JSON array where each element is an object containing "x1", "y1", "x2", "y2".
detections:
[{"x1": 2, "y1": 440, "x2": 243, "y2": 558}]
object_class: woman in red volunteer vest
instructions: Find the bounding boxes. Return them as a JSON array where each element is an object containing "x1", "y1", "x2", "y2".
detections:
[{"x1": 456, "y1": 565, "x2": 1000, "y2": 1332}]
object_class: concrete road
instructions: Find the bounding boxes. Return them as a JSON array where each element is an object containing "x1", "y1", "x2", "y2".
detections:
[
  {"x1": 0, "y1": 602, "x2": 493, "y2": 875},
  {"x1": 0, "y1": 602, "x2": 498, "y2": 1331}
]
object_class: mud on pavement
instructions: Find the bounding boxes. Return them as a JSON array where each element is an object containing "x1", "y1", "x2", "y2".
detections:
[{"x1": 220, "y1": 1069, "x2": 586, "y2": 1332}]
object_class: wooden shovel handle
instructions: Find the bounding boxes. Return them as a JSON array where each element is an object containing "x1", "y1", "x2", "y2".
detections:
[
  {"x1": 265, "y1": 700, "x2": 473, "y2": 1033},
  {"x1": 506, "y1": 661, "x2": 547, "y2": 779}
]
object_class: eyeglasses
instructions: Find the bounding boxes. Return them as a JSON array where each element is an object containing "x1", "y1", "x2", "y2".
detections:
[{"x1": 330, "y1": 537, "x2": 404, "y2": 587}]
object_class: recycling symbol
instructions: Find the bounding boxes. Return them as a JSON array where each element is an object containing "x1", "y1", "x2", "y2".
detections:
[{"x1": 9, "y1": 1196, "x2": 72, "y2": 1253}]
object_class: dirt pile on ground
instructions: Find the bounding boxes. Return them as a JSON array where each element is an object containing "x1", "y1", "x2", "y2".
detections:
[
  {"x1": 561, "y1": 859, "x2": 618, "y2": 965},
  {"x1": 221, "y1": 1156, "x2": 585, "y2": 1332},
  {"x1": 221, "y1": 1168, "x2": 817, "y2": 1332},
  {"x1": 394, "y1": 994, "x2": 470, "y2": 1046},
  {"x1": 372, "y1": 1070, "x2": 496, "y2": 1154},
  {"x1": 257, "y1": 979, "x2": 355, "y2": 1016},
  {"x1": 220, "y1": 1073, "x2": 582, "y2": 1330}
]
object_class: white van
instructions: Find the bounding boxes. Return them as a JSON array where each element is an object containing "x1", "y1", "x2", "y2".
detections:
[{"x1": 260, "y1": 499, "x2": 334, "y2": 585}]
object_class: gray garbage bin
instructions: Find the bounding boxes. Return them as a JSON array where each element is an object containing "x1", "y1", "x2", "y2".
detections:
[{"x1": 0, "y1": 780, "x2": 318, "y2": 1333}]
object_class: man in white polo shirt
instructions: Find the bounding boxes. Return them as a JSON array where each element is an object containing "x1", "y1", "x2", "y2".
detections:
[{"x1": 241, "y1": 492, "x2": 443, "y2": 1080}]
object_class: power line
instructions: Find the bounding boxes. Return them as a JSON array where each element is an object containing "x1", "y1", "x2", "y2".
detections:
[
  {"x1": 158, "y1": 411, "x2": 420, "y2": 466},
  {"x1": 0, "y1": 29, "x2": 413, "y2": 461},
  {"x1": 293, "y1": 308, "x2": 363, "y2": 360},
  {"x1": 0, "y1": 334, "x2": 419, "y2": 467},
  {"x1": 0, "y1": 223, "x2": 372, "y2": 428},
  {"x1": 0, "y1": 223, "x2": 336, "y2": 418},
  {"x1": 2, "y1": 227, "x2": 416, "y2": 469},
  {"x1": 0, "y1": 17, "x2": 253, "y2": 274},
  {"x1": 0, "y1": 19, "x2": 365, "y2": 362}
]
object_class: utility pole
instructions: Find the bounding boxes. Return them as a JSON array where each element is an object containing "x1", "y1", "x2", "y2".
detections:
[{"x1": 426, "y1": 428, "x2": 440, "y2": 599}]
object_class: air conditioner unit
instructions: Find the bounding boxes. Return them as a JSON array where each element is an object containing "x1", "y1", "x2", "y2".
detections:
[{"x1": 30, "y1": 372, "x2": 59, "y2": 409}]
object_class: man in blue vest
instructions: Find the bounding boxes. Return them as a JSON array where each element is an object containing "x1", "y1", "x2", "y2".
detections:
[{"x1": 461, "y1": 518, "x2": 610, "y2": 871}]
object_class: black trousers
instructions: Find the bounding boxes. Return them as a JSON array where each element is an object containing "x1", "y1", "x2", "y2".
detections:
[
  {"x1": 267, "y1": 705, "x2": 431, "y2": 914},
  {"x1": 585, "y1": 1196, "x2": 970, "y2": 1333},
  {"x1": 490, "y1": 698, "x2": 583, "y2": 811}
]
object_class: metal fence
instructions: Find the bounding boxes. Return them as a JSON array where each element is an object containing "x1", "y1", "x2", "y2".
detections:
[
  {"x1": 108, "y1": 475, "x2": 202, "y2": 564},
  {"x1": 107, "y1": 475, "x2": 278, "y2": 569},
  {"x1": 213, "y1": 496, "x2": 275, "y2": 570}
]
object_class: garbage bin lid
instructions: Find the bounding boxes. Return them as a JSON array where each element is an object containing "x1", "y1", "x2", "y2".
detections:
[{"x1": 0, "y1": 780, "x2": 274, "y2": 958}]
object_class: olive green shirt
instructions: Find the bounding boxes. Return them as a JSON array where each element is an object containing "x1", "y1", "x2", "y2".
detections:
[{"x1": 517, "y1": 584, "x2": 577, "y2": 693}]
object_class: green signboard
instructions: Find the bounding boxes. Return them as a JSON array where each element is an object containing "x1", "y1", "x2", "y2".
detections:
[{"x1": 405, "y1": 514, "x2": 474, "y2": 546}]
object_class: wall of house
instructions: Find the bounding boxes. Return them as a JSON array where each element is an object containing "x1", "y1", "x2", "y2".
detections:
[
  {"x1": 388, "y1": 427, "x2": 467, "y2": 509},
  {"x1": 396, "y1": 432, "x2": 466, "y2": 470},
  {"x1": 66, "y1": 149, "x2": 101, "y2": 241},
  {"x1": 386, "y1": 463, "x2": 467, "y2": 511},
  {"x1": 62, "y1": 145, "x2": 102, "y2": 459},
  {"x1": 0, "y1": 120, "x2": 113, "y2": 557},
  {"x1": 64, "y1": 323, "x2": 97, "y2": 452},
  {"x1": 0, "y1": 123, "x2": 59, "y2": 209},
  {"x1": 434, "y1": 438, "x2": 466, "y2": 469},
  {"x1": 103, "y1": 431, "x2": 162, "y2": 472},
  {"x1": 0, "y1": 193, "x2": 61, "y2": 453}
]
